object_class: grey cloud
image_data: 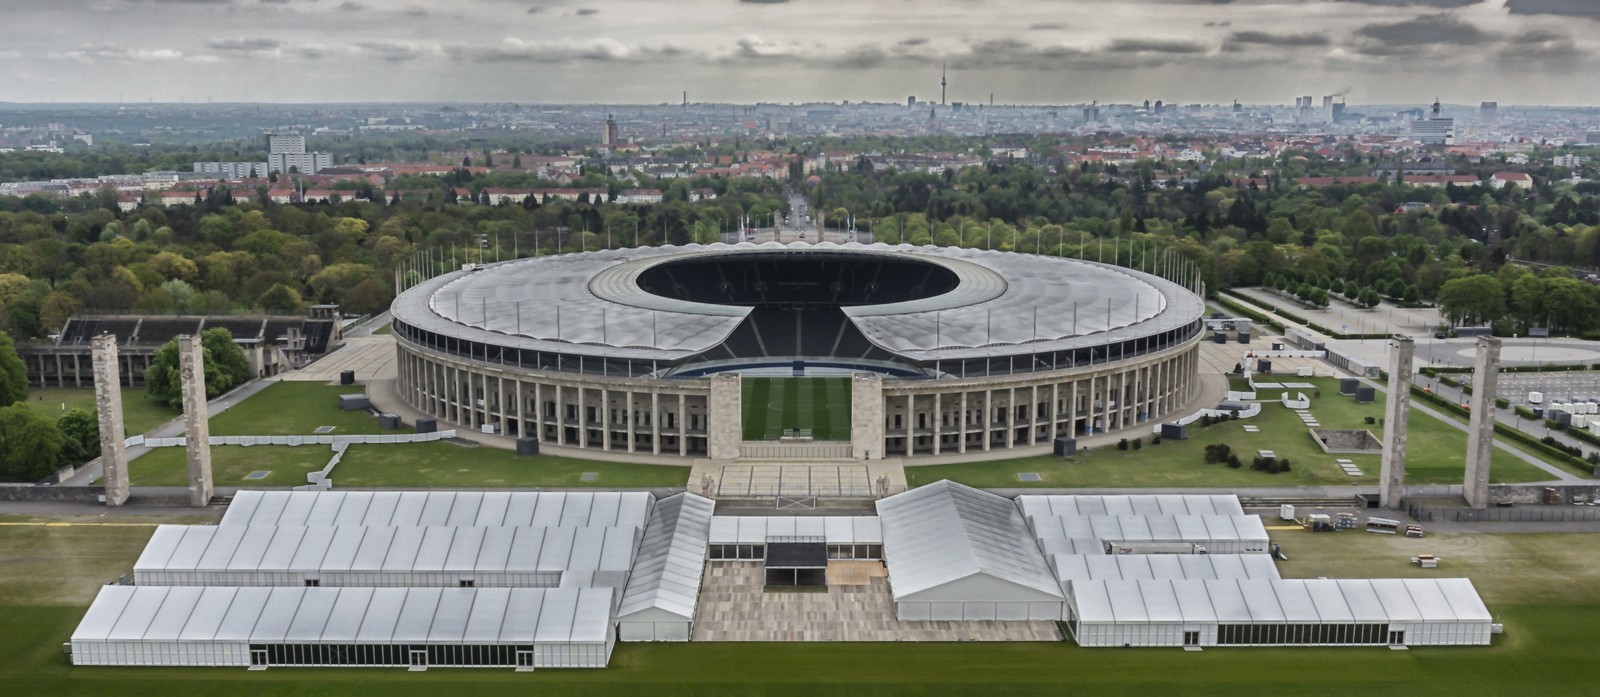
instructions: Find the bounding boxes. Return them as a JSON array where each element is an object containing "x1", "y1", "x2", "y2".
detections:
[
  {"x1": 403, "y1": 6, "x2": 427, "y2": 17},
  {"x1": 1506, "y1": 0, "x2": 1600, "y2": 20},
  {"x1": 1028, "y1": 22, "x2": 1067, "y2": 31},
  {"x1": 1204, "y1": 21, "x2": 1233, "y2": 27},
  {"x1": 335, "y1": 1, "x2": 364, "y2": 11},
  {"x1": 1336, "y1": 0, "x2": 1482, "y2": 7},
  {"x1": 1223, "y1": 30, "x2": 1330, "y2": 51},
  {"x1": 206, "y1": 38, "x2": 283, "y2": 52},
  {"x1": 1351, "y1": 13, "x2": 1495, "y2": 55},
  {"x1": 1106, "y1": 38, "x2": 1208, "y2": 54},
  {"x1": 898, "y1": 37, "x2": 929, "y2": 46},
  {"x1": 739, "y1": 0, "x2": 792, "y2": 4},
  {"x1": 448, "y1": 37, "x2": 640, "y2": 63},
  {"x1": 575, "y1": 7, "x2": 598, "y2": 15},
  {"x1": 1498, "y1": 29, "x2": 1588, "y2": 64},
  {"x1": 355, "y1": 41, "x2": 428, "y2": 62}
]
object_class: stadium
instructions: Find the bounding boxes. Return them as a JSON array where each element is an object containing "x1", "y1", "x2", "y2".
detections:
[{"x1": 388, "y1": 241, "x2": 1206, "y2": 461}]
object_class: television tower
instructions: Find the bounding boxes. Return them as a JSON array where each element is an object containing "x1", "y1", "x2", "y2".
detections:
[{"x1": 940, "y1": 63, "x2": 947, "y2": 106}]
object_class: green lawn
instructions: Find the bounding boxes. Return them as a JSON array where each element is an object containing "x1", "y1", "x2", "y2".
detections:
[
  {"x1": 909, "y1": 377, "x2": 1559, "y2": 488},
  {"x1": 5, "y1": 521, "x2": 1600, "y2": 696},
  {"x1": 371, "y1": 323, "x2": 393, "y2": 335},
  {"x1": 331, "y1": 441, "x2": 690, "y2": 488},
  {"x1": 741, "y1": 377, "x2": 851, "y2": 441},
  {"x1": 119, "y1": 445, "x2": 332, "y2": 488},
  {"x1": 208, "y1": 381, "x2": 387, "y2": 436},
  {"x1": 18, "y1": 387, "x2": 180, "y2": 436}
]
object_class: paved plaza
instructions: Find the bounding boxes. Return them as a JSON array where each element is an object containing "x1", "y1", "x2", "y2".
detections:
[
  {"x1": 1230, "y1": 287, "x2": 1443, "y2": 336},
  {"x1": 284, "y1": 335, "x2": 398, "y2": 383},
  {"x1": 690, "y1": 562, "x2": 1062, "y2": 642}
]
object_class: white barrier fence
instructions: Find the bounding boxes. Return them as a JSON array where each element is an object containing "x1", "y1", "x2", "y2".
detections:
[
  {"x1": 128, "y1": 430, "x2": 457, "y2": 449},
  {"x1": 1154, "y1": 402, "x2": 1264, "y2": 434}
]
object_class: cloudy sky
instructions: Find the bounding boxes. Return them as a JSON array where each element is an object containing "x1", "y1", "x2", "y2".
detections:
[{"x1": 5, "y1": 0, "x2": 1600, "y2": 105}]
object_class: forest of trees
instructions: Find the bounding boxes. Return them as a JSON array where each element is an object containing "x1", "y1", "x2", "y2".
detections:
[{"x1": 0, "y1": 174, "x2": 784, "y2": 340}]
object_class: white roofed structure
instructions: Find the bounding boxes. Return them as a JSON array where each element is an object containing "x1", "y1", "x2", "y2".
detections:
[
  {"x1": 616, "y1": 493, "x2": 715, "y2": 642},
  {"x1": 1068, "y1": 578, "x2": 1492, "y2": 648},
  {"x1": 71, "y1": 585, "x2": 616, "y2": 668},
  {"x1": 875, "y1": 481, "x2": 1065, "y2": 621}
]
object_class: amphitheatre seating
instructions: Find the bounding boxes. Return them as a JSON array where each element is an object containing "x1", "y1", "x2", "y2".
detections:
[
  {"x1": 132, "y1": 318, "x2": 203, "y2": 346},
  {"x1": 202, "y1": 317, "x2": 268, "y2": 342}
]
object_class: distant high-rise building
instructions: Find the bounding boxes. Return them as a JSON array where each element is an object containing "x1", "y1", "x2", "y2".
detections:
[
  {"x1": 1232, "y1": 100, "x2": 1242, "y2": 114},
  {"x1": 601, "y1": 114, "x2": 619, "y2": 147},
  {"x1": 265, "y1": 133, "x2": 329, "y2": 174},
  {"x1": 1410, "y1": 99, "x2": 1453, "y2": 146},
  {"x1": 1083, "y1": 101, "x2": 1101, "y2": 123},
  {"x1": 1154, "y1": 100, "x2": 1164, "y2": 114},
  {"x1": 1480, "y1": 101, "x2": 1499, "y2": 124},
  {"x1": 268, "y1": 133, "x2": 304, "y2": 156},
  {"x1": 908, "y1": 96, "x2": 917, "y2": 109},
  {"x1": 940, "y1": 63, "x2": 947, "y2": 106}
]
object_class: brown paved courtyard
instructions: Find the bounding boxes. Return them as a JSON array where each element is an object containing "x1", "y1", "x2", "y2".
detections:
[{"x1": 691, "y1": 561, "x2": 1062, "y2": 642}]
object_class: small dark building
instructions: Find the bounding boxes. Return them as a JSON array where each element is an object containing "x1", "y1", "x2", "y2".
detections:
[{"x1": 764, "y1": 536, "x2": 828, "y2": 587}]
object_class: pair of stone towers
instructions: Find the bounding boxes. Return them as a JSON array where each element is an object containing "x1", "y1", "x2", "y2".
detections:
[
  {"x1": 91, "y1": 334, "x2": 212, "y2": 507},
  {"x1": 1379, "y1": 335, "x2": 1500, "y2": 510}
]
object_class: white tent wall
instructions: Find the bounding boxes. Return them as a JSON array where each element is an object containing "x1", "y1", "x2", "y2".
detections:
[
  {"x1": 615, "y1": 493, "x2": 715, "y2": 642},
  {"x1": 876, "y1": 482, "x2": 1065, "y2": 623},
  {"x1": 70, "y1": 585, "x2": 617, "y2": 669},
  {"x1": 1065, "y1": 579, "x2": 1492, "y2": 648}
]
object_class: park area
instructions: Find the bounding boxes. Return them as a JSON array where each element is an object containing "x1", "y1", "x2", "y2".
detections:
[
  {"x1": 17, "y1": 387, "x2": 178, "y2": 437},
  {"x1": 1, "y1": 514, "x2": 1596, "y2": 696},
  {"x1": 908, "y1": 378, "x2": 1577, "y2": 489},
  {"x1": 742, "y1": 377, "x2": 852, "y2": 441}
]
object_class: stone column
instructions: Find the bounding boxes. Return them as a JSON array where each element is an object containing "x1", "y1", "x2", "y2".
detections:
[
  {"x1": 1464, "y1": 337, "x2": 1501, "y2": 509},
  {"x1": 851, "y1": 373, "x2": 884, "y2": 461},
  {"x1": 178, "y1": 335, "x2": 213, "y2": 507},
  {"x1": 707, "y1": 373, "x2": 742, "y2": 461},
  {"x1": 1379, "y1": 337, "x2": 1415, "y2": 509},
  {"x1": 91, "y1": 336, "x2": 130, "y2": 507}
]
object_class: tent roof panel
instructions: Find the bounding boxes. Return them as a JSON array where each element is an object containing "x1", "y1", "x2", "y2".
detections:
[{"x1": 876, "y1": 481, "x2": 1063, "y2": 602}]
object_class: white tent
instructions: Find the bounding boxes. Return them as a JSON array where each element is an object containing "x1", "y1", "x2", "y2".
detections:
[
  {"x1": 616, "y1": 493, "x2": 715, "y2": 642},
  {"x1": 71, "y1": 585, "x2": 615, "y2": 668},
  {"x1": 221, "y1": 490, "x2": 653, "y2": 530},
  {"x1": 134, "y1": 525, "x2": 640, "y2": 589},
  {"x1": 875, "y1": 481, "x2": 1065, "y2": 621},
  {"x1": 1068, "y1": 578, "x2": 1491, "y2": 648}
]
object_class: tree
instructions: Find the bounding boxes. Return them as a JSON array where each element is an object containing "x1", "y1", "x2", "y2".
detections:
[
  {"x1": 256, "y1": 283, "x2": 305, "y2": 314},
  {"x1": 1437, "y1": 274, "x2": 1506, "y2": 326},
  {"x1": 0, "y1": 404, "x2": 63, "y2": 482},
  {"x1": 56, "y1": 408, "x2": 99, "y2": 465},
  {"x1": 0, "y1": 330, "x2": 25, "y2": 407},
  {"x1": 144, "y1": 329, "x2": 251, "y2": 409}
]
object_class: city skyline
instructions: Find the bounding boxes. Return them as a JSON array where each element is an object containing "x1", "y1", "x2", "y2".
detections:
[{"x1": 4, "y1": 0, "x2": 1600, "y2": 106}]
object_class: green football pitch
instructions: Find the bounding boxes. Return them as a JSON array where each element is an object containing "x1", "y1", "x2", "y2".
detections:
[{"x1": 741, "y1": 377, "x2": 851, "y2": 441}]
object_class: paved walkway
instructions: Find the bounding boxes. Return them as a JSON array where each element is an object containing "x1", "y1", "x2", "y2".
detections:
[{"x1": 691, "y1": 561, "x2": 1060, "y2": 642}]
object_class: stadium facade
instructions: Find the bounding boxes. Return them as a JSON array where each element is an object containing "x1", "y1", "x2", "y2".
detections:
[{"x1": 388, "y1": 242, "x2": 1206, "y2": 460}]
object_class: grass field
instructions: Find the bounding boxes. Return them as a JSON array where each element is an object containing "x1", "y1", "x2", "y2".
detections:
[
  {"x1": 208, "y1": 381, "x2": 388, "y2": 436},
  {"x1": 908, "y1": 377, "x2": 1564, "y2": 488},
  {"x1": 5, "y1": 519, "x2": 1600, "y2": 696},
  {"x1": 330, "y1": 442, "x2": 690, "y2": 488},
  {"x1": 741, "y1": 377, "x2": 851, "y2": 441},
  {"x1": 111, "y1": 442, "x2": 690, "y2": 489},
  {"x1": 18, "y1": 387, "x2": 180, "y2": 436}
]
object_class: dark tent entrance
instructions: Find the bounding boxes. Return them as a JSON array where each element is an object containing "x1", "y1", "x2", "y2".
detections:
[{"x1": 763, "y1": 537, "x2": 828, "y2": 588}]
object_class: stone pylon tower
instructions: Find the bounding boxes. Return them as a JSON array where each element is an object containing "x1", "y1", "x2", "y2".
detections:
[
  {"x1": 1379, "y1": 337, "x2": 1415, "y2": 509},
  {"x1": 178, "y1": 335, "x2": 214, "y2": 506},
  {"x1": 90, "y1": 335, "x2": 130, "y2": 506},
  {"x1": 1464, "y1": 336, "x2": 1501, "y2": 509}
]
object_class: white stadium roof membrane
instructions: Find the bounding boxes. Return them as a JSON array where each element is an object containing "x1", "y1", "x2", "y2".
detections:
[{"x1": 390, "y1": 241, "x2": 1204, "y2": 363}]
